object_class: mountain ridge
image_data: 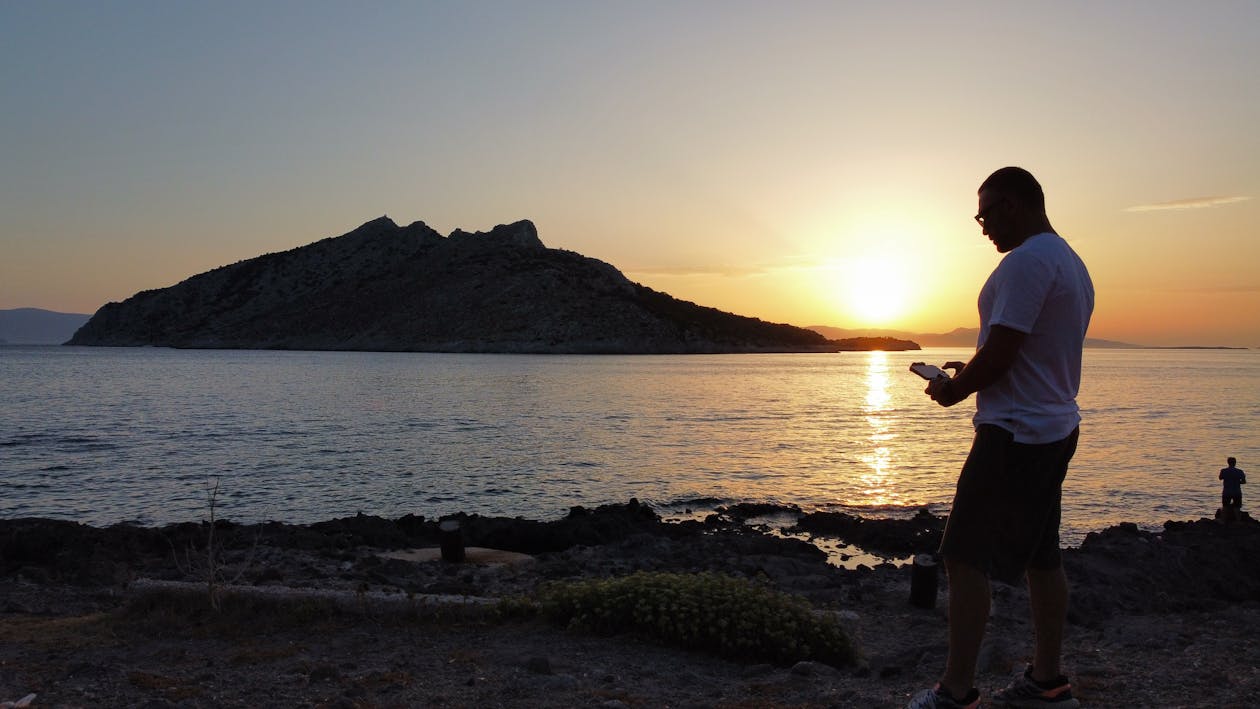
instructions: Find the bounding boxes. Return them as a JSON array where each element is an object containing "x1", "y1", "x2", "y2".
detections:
[
  {"x1": 66, "y1": 218, "x2": 919, "y2": 354},
  {"x1": 807, "y1": 325, "x2": 1146, "y2": 350},
  {"x1": 0, "y1": 308, "x2": 91, "y2": 345}
]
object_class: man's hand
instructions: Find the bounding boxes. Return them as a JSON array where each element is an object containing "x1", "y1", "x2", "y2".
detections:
[
  {"x1": 926, "y1": 375, "x2": 965, "y2": 407},
  {"x1": 924, "y1": 326, "x2": 1026, "y2": 408}
]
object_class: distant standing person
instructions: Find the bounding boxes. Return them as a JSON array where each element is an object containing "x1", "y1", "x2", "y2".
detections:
[
  {"x1": 1220, "y1": 457, "x2": 1246, "y2": 517},
  {"x1": 907, "y1": 167, "x2": 1094, "y2": 709}
]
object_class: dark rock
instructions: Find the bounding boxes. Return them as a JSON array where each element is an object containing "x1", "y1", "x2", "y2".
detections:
[
  {"x1": 1063, "y1": 516, "x2": 1260, "y2": 625},
  {"x1": 308, "y1": 663, "x2": 340, "y2": 682},
  {"x1": 740, "y1": 663, "x2": 774, "y2": 678},
  {"x1": 395, "y1": 514, "x2": 428, "y2": 538},
  {"x1": 66, "y1": 217, "x2": 855, "y2": 354},
  {"x1": 715, "y1": 502, "x2": 802, "y2": 521},
  {"x1": 254, "y1": 566, "x2": 284, "y2": 583},
  {"x1": 307, "y1": 513, "x2": 417, "y2": 548},
  {"x1": 525, "y1": 656, "x2": 553, "y2": 675},
  {"x1": 538, "y1": 674, "x2": 579, "y2": 690},
  {"x1": 790, "y1": 660, "x2": 835, "y2": 676},
  {"x1": 792, "y1": 508, "x2": 944, "y2": 556},
  {"x1": 451, "y1": 500, "x2": 667, "y2": 554},
  {"x1": 4, "y1": 510, "x2": 1258, "y2": 630}
]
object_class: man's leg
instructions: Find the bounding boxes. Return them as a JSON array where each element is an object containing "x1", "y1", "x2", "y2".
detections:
[
  {"x1": 1224, "y1": 494, "x2": 1240, "y2": 523},
  {"x1": 940, "y1": 557, "x2": 990, "y2": 698},
  {"x1": 1026, "y1": 565, "x2": 1068, "y2": 682}
]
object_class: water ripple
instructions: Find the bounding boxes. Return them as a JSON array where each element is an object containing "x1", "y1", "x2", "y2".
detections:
[{"x1": 1, "y1": 347, "x2": 1256, "y2": 539}]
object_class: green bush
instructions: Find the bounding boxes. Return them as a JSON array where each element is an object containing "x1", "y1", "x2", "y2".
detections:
[{"x1": 535, "y1": 571, "x2": 857, "y2": 667}]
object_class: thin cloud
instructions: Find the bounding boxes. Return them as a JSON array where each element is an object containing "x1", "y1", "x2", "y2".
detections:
[
  {"x1": 1124, "y1": 195, "x2": 1252, "y2": 212},
  {"x1": 1148, "y1": 285, "x2": 1260, "y2": 295},
  {"x1": 626, "y1": 265, "x2": 770, "y2": 278},
  {"x1": 626, "y1": 257, "x2": 821, "y2": 279}
]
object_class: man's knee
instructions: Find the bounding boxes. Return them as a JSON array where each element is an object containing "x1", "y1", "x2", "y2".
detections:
[
  {"x1": 1025, "y1": 564, "x2": 1068, "y2": 592},
  {"x1": 943, "y1": 556, "x2": 990, "y2": 589}
]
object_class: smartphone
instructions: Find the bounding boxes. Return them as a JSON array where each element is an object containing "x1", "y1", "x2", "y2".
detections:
[{"x1": 909, "y1": 362, "x2": 949, "y2": 380}]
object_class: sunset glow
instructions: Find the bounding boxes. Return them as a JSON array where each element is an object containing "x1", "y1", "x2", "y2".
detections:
[
  {"x1": 841, "y1": 255, "x2": 912, "y2": 327},
  {"x1": 1, "y1": 4, "x2": 1257, "y2": 347}
]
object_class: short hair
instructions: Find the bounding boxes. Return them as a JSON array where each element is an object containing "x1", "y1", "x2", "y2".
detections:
[
  {"x1": 979, "y1": 166, "x2": 1045, "y2": 212},
  {"x1": 1228, "y1": 456, "x2": 1237, "y2": 466}
]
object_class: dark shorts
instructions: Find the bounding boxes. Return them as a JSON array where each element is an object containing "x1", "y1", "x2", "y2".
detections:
[
  {"x1": 1223, "y1": 492, "x2": 1242, "y2": 508},
  {"x1": 939, "y1": 424, "x2": 1079, "y2": 584}
]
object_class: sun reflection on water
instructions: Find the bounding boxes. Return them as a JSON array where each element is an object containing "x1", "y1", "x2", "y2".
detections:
[{"x1": 859, "y1": 351, "x2": 897, "y2": 507}]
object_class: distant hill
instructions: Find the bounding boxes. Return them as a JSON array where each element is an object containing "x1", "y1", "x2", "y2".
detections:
[
  {"x1": 808, "y1": 325, "x2": 1143, "y2": 349},
  {"x1": 68, "y1": 217, "x2": 917, "y2": 354},
  {"x1": 809, "y1": 326, "x2": 981, "y2": 348},
  {"x1": 0, "y1": 308, "x2": 91, "y2": 345}
]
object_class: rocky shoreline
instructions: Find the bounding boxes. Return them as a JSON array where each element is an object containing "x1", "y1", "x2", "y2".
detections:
[{"x1": 3, "y1": 502, "x2": 1259, "y2": 707}]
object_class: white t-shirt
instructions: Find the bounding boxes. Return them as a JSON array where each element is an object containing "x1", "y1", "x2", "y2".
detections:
[{"x1": 974, "y1": 232, "x2": 1094, "y2": 444}]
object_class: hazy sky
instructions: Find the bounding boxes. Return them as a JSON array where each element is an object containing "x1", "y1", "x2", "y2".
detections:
[{"x1": 3, "y1": 1, "x2": 1257, "y2": 347}]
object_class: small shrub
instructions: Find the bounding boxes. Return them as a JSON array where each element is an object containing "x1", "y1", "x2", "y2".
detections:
[
  {"x1": 494, "y1": 594, "x2": 540, "y2": 620},
  {"x1": 536, "y1": 571, "x2": 857, "y2": 667},
  {"x1": 168, "y1": 477, "x2": 261, "y2": 611}
]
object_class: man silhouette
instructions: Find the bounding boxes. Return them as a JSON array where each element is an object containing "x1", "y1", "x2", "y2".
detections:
[
  {"x1": 908, "y1": 167, "x2": 1093, "y2": 709},
  {"x1": 1219, "y1": 456, "x2": 1246, "y2": 522}
]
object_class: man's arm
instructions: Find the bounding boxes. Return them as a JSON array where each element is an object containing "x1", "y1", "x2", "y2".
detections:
[{"x1": 927, "y1": 324, "x2": 1026, "y2": 407}]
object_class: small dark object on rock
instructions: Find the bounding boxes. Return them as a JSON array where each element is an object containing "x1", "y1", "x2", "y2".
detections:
[{"x1": 525, "y1": 656, "x2": 553, "y2": 675}]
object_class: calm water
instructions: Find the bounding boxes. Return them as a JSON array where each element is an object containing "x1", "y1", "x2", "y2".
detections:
[{"x1": 3, "y1": 346, "x2": 1257, "y2": 546}]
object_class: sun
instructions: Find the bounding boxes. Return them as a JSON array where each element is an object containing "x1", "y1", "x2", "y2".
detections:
[{"x1": 840, "y1": 255, "x2": 910, "y2": 326}]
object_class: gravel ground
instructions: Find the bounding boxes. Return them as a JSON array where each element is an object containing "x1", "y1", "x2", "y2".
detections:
[{"x1": 2, "y1": 509, "x2": 1258, "y2": 708}]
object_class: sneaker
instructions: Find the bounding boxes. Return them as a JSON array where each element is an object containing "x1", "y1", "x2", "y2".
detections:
[
  {"x1": 991, "y1": 665, "x2": 1081, "y2": 707},
  {"x1": 907, "y1": 683, "x2": 980, "y2": 709}
]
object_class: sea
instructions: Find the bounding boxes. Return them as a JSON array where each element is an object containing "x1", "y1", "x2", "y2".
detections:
[{"x1": 2, "y1": 346, "x2": 1257, "y2": 552}]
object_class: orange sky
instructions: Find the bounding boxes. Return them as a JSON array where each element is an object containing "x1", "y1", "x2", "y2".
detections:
[{"x1": 2, "y1": 3, "x2": 1257, "y2": 347}]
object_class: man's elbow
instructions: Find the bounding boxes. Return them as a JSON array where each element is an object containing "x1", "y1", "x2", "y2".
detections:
[{"x1": 983, "y1": 326, "x2": 1026, "y2": 372}]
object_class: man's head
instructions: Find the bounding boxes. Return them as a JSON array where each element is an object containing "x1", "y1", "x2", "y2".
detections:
[
  {"x1": 975, "y1": 166, "x2": 1049, "y2": 253},
  {"x1": 1229, "y1": 456, "x2": 1237, "y2": 467}
]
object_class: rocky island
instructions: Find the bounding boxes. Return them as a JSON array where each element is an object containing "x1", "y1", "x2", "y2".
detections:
[{"x1": 67, "y1": 218, "x2": 918, "y2": 354}]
